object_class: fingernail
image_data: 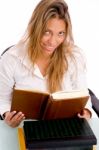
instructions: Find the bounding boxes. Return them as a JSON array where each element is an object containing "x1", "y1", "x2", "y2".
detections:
[{"x1": 13, "y1": 111, "x2": 16, "y2": 114}]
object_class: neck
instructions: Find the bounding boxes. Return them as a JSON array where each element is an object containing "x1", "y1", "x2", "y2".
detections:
[
  {"x1": 37, "y1": 52, "x2": 51, "y2": 63},
  {"x1": 36, "y1": 53, "x2": 51, "y2": 76}
]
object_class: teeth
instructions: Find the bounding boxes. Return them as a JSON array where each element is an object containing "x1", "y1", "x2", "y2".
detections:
[
  {"x1": 46, "y1": 46, "x2": 54, "y2": 49},
  {"x1": 46, "y1": 46, "x2": 53, "y2": 48},
  {"x1": 45, "y1": 47, "x2": 52, "y2": 49},
  {"x1": 42, "y1": 44, "x2": 55, "y2": 51}
]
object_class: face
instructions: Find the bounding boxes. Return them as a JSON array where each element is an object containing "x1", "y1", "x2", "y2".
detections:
[{"x1": 40, "y1": 18, "x2": 66, "y2": 56}]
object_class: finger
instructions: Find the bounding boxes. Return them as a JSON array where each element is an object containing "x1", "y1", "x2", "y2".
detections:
[
  {"x1": 5, "y1": 111, "x2": 24, "y2": 127},
  {"x1": 77, "y1": 113, "x2": 84, "y2": 118},
  {"x1": 5, "y1": 111, "x2": 17, "y2": 121},
  {"x1": 11, "y1": 119, "x2": 24, "y2": 127},
  {"x1": 6, "y1": 114, "x2": 25, "y2": 128},
  {"x1": 13, "y1": 112, "x2": 25, "y2": 121}
]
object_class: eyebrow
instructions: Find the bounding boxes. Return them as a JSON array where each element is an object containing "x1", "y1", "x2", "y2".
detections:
[{"x1": 45, "y1": 29, "x2": 66, "y2": 33}]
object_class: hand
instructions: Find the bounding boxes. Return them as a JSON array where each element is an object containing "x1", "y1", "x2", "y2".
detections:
[
  {"x1": 4, "y1": 111, "x2": 25, "y2": 128},
  {"x1": 77, "y1": 108, "x2": 92, "y2": 120}
]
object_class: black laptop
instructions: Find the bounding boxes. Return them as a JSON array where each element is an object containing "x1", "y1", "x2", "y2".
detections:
[{"x1": 23, "y1": 117, "x2": 97, "y2": 150}]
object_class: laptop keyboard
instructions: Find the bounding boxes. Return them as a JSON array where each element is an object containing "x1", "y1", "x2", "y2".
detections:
[{"x1": 23, "y1": 118, "x2": 95, "y2": 141}]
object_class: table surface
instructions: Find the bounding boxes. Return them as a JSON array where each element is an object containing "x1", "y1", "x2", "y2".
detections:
[{"x1": 0, "y1": 119, "x2": 99, "y2": 150}]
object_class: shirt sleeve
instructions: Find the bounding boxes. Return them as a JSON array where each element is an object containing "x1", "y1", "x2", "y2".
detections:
[
  {"x1": 69, "y1": 48, "x2": 87, "y2": 89},
  {"x1": 69, "y1": 47, "x2": 98, "y2": 118},
  {"x1": 85, "y1": 97, "x2": 98, "y2": 118},
  {"x1": 0, "y1": 53, "x2": 17, "y2": 115}
]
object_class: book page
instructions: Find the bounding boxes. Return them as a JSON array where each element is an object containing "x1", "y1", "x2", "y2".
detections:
[
  {"x1": 14, "y1": 88, "x2": 49, "y2": 95},
  {"x1": 51, "y1": 89, "x2": 89, "y2": 100}
]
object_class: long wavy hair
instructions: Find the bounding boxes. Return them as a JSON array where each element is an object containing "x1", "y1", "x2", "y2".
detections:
[{"x1": 21, "y1": 0, "x2": 75, "y2": 93}]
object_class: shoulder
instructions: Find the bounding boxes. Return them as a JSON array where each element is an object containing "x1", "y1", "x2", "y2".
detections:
[
  {"x1": 0, "y1": 42, "x2": 32, "y2": 69},
  {"x1": 68, "y1": 46, "x2": 86, "y2": 63},
  {"x1": 67, "y1": 46, "x2": 87, "y2": 75},
  {"x1": 1, "y1": 43, "x2": 27, "y2": 60}
]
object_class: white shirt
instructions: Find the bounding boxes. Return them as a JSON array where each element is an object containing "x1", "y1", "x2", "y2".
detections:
[{"x1": 0, "y1": 44, "x2": 97, "y2": 117}]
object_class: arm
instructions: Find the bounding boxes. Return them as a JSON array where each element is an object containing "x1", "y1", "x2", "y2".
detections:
[
  {"x1": 0, "y1": 52, "x2": 25, "y2": 127},
  {"x1": 70, "y1": 48, "x2": 98, "y2": 119}
]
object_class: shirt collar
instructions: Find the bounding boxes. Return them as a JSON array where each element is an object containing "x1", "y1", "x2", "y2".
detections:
[
  {"x1": 9, "y1": 43, "x2": 45, "y2": 80},
  {"x1": 9, "y1": 43, "x2": 32, "y2": 70},
  {"x1": 33, "y1": 64, "x2": 45, "y2": 79}
]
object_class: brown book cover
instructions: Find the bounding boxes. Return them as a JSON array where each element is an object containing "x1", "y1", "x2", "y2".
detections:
[
  {"x1": 11, "y1": 89, "x2": 89, "y2": 119},
  {"x1": 11, "y1": 89, "x2": 49, "y2": 119},
  {"x1": 43, "y1": 96, "x2": 89, "y2": 119}
]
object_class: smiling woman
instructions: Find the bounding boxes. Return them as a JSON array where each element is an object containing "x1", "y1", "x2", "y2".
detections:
[
  {"x1": 0, "y1": 1, "x2": 99, "y2": 98},
  {"x1": 40, "y1": 18, "x2": 66, "y2": 56},
  {"x1": 0, "y1": 0, "x2": 98, "y2": 128}
]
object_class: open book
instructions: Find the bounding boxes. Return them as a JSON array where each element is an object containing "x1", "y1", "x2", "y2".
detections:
[{"x1": 11, "y1": 89, "x2": 89, "y2": 119}]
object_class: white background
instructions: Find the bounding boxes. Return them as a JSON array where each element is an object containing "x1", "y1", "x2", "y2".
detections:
[{"x1": 0, "y1": 0, "x2": 99, "y2": 97}]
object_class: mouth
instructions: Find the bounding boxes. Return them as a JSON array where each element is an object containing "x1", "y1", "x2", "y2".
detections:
[
  {"x1": 42, "y1": 44, "x2": 56, "y2": 51},
  {"x1": 45, "y1": 47, "x2": 54, "y2": 51}
]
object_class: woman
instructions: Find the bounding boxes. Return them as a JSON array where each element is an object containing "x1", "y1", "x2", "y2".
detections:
[{"x1": 0, "y1": 0, "x2": 97, "y2": 127}]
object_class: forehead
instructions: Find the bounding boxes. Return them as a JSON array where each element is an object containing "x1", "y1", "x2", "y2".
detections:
[{"x1": 45, "y1": 18, "x2": 66, "y2": 31}]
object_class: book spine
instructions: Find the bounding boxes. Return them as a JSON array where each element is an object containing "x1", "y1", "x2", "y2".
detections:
[{"x1": 39, "y1": 95, "x2": 49, "y2": 119}]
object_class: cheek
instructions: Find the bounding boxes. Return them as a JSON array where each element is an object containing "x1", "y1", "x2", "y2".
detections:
[
  {"x1": 41, "y1": 36, "x2": 49, "y2": 44},
  {"x1": 58, "y1": 38, "x2": 65, "y2": 45}
]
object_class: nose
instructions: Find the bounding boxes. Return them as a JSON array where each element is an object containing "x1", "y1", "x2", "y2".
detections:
[{"x1": 48, "y1": 35, "x2": 58, "y2": 46}]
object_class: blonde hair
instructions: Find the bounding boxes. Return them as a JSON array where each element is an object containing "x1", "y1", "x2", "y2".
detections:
[{"x1": 21, "y1": 0, "x2": 75, "y2": 93}]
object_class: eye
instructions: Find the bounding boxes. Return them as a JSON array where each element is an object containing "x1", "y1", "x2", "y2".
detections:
[
  {"x1": 58, "y1": 31, "x2": 66, "y2": 37},
  {"x1": 44, "y1": 30, "x2": 51, "y2": 36}
]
